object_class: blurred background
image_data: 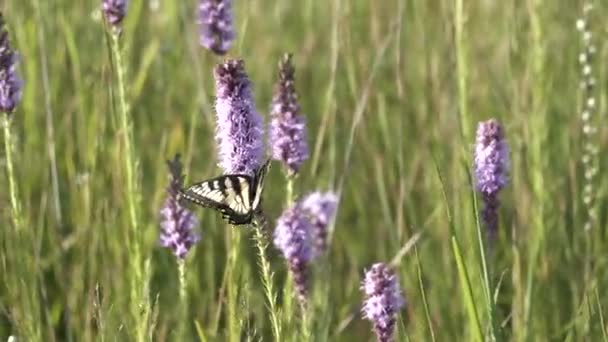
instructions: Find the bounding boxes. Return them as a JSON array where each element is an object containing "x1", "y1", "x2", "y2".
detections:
[{"x1": 1, "y1": 0, "x2": 607, "y2": 341}]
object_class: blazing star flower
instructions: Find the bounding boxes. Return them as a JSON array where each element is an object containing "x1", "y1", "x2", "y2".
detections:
[
  {"x1": 474, "y1": 119, "x2": 509, "y2": 239},
  {"x1": 361, "y1": 263, "x2": 406, "y2": 342},
  {"x1": 301, "y1": 191, "x2": 338, "y2": 258},
  {"x1": 102, "y1": 0, "x2": 128, "y2": 29},
  {"x1": 269, "y1": 54, "x2": 309, "y2": 175},
  {"x1": 214, "y1": 59, "x2": 264, "y2": 176},
  {"x1": 0, "y1": 14, "x2": 22, "y2": 114},
  {"x1": 160, "y1": 154, "x2": 200, "y2": 259},
  {"x1": 198, "y1": 0, "x2": 234, "y2": 55},
  {"x1": 273, "y1": 202, "x2": 313, "y2": 306}
]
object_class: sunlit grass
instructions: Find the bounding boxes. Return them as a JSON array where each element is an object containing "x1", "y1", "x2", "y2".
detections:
[{"x1": 1, "y1": 0, "x2": 607, "y2": 341}]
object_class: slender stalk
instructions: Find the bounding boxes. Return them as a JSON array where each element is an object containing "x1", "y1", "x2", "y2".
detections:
[
  {"x1": 286, "y1": 176, "x2": 294, "y2": 204},
  {"x1": 3, "y1": 116, "x2": 21, "y2": 230},
  {"x1": 252, "y1": 219, "x2": 282, "y2": 341},
  {"x1": 454, "y1": 0, "x2": 470, "y2": 141},
  {"x1": 109, "y1": 32, "x2": 146, "y2": 341},
  {"x1": 227, "y1": 227, "x2": 242, "y2": 342},
  {"x1": 178, "y1": 259, "x2": 187, "y2": 339}
]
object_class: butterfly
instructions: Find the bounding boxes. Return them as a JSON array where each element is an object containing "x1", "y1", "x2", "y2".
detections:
[{"x1": 179, "y1": 160, "x2": 271, "y2": 225}]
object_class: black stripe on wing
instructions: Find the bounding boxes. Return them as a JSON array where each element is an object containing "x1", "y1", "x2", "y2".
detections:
[{"x1": 180, "y1": 174, "x2": 255, "y2": 225}]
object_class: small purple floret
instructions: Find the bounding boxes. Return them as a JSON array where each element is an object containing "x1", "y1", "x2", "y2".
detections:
[
  {"x1": 198, "y1": 0, "x2": 234, "y2": 55},
  {"x1": 0, "y1": 14, "x2": 22, "y2": 114},
  {"x1": 301, "y1": 191, "x2": 338, "y2": 258},
  {"x1": 102, "y1": 0, "x2": 128, "y2": 28},
  {"x1": 160, "y1": 154, "x2": 200, "y2": 259},
  {"x1": 361, "y1": 263, "x2": 405, "y2": 342},
  {"x1": 269, "y1": 54, "x2": 309, "y2": 175},
  {"x1": 273, "y1": 203, "x2": 312, "y2": 306},
  {"x1": 214, "y1": 59, "x2": 264, "y2": 176},
  {"x1": 474, "y1": 119, "x2": 509, "y2": 239}
]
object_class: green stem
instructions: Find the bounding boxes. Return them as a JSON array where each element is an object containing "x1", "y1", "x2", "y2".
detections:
[
  {"x1": 227, "y1": 228, "x2": 241, "y2": 342},
  {"x1": 3, "y1": 115, "x2": 21, "y2": 230},
  {"x1": 109, "y1": 32, "x2": 146, "y2": 341},
  {"x1": 454, "y1": 0, "x2": 470, "y2": 141},
  {"x1": 286, "y1": 176, "x2": 294, "y2": 204},
  {"x1": 178, "y1": 259, "x2": 187, "y2": 339},
  {"x1": 252, "y1": 219, "x2": 282, "y2": 341}
]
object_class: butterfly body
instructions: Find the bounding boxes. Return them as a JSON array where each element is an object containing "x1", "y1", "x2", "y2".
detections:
[{"x1": 180, "y1": 160, "x2": 271, "y2": 225}]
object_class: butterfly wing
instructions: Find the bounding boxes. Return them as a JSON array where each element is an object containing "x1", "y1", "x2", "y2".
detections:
[
  {"x1": 180, "y1": 174, "x2": 254, "y2": 225},
  {"x1": 250, "y1": 159, "x2": 272, "y2": 213}
]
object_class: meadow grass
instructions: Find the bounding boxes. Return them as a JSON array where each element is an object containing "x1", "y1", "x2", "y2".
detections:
[{"x1": 1, "y1": 0, "x2": 608, "y2": 341}]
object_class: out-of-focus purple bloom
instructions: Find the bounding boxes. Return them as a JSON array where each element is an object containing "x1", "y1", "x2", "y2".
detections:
[
  {"x1": 273, "y1": 202, "x2": 312, "y2": 306},
  {"x1": 301, "y1": 191, "x2": 338, "y2": 258},
  {"x1": 160, "y1": 154, "x2": 200, "y2": 259},
  {"x1": 474, "y1": 119, "x2": 509, "y2": 239},
  {"x1": 102, "y1": 0, "x2": 128, "y2": 29},
  {"x1": 198, "y1": 0, "x2": 234, "y2": 55},
  {"x1": 361, "y1": 263, "x2": 406, "y2": 342},
  {"x1": 269, "y1": 54, "x2": 309, "y2": 175},
  {"x1": 214, "y1": 59, "x2": 264, "y2": 176},
  {"x1": 0, "y1": 14, "x2": 22, "y2": 114}
]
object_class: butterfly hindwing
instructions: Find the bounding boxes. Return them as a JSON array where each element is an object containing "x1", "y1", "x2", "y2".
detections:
[{"x1": 180, "y1": 159, "x2": 271, "y2": 225}]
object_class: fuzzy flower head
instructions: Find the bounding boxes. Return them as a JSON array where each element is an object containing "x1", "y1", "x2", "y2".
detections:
[
  {"x1": 301, "y1": 191, "x2": 338, "y2": 258},
  {"x1": 269, "y1": 54, "x2": 309, "y2": 175},
  {"x1": 198, "y1": 0, "x2": 234, "y2": 55},
  {"x1": 160, "y1": 154, "x2": 200, "y2": 259},
  {"x1": 361, "y1": 263, "x2": 406, "y2": 342},
  {"x1": 0, "y1": 13, "x2": 22, "y2": 114},
  {"x1": 214, "y1": 59, "x2": 264, "y2": 176},
  {"x1": 474, "y1": 119, "x2": 509, "y2": 195},
  {"x1": 273, "y1": 202, "x2": 313, "y2": 305},
  {"x1": 102, "y1": 0, "x2": 128, "y2": 30}
]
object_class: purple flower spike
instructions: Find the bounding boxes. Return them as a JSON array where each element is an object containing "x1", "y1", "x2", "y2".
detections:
[
  {"x1": 102, "y1": 0, "x2": 128, "y2": 29},
  {"x1": 273, "y1": 203, "x2": 313, "y2": 306},
  {"x1": 0, "y1": 14, "x2": 22, "y2": 115},
  {"x1": 198, "y1": 0, "x2": 234, "y2": 55},
  {"x1": 301, "y1": 191, "x2": 338, "y2": 258},
  {"x1": 160, "y1": 154, "x2": 200, "y2": 259},
  {"x1": 361, "y1": 263, "x2": 406, "y2": 342},
  {"x1": 269, "y1": 54, "x2": 309, "y2": 175},
  {"x1": 214, "y1": 59, "x2": 264, "y2": 176},
  {"x1": 474, "y1": 119, "x2": 509, "y2": 239}
]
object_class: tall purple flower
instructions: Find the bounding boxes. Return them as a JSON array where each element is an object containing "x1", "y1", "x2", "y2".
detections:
[
  {"x1": 160, "y1": 154, "x2": 200, "y2": 259},
  {"x1": 273, "y1": 202, "x2": 313, "y2": 306},
  {"x1": 214, "y1": 59, "x2": 264, "y2": 176},
  {"x1": 474, "y1": 119, "x2": 509, "y2": 239},
  {"x1": 361, "y1": 263, "x2": 406, "y2": 342},
  {"x1": 301, "y1": 191, "x2": 338, "y2": 258},
  {"x1": 269, "y1": 54, "x2": 309, "y2": 175},
  {"x1": 0, "y1": 13, "x2": 22, "y2": 114},
  {"x1": 198, "y1": 0, "x2": 234, "y2": 55},
  {"x1": 102, "y1": 0, "x2": 128, "y2": 29}
]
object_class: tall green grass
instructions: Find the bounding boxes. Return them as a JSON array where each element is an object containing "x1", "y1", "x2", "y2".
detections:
[{"x1": 1, "y1": 0, "x2": 607, "y2": 341}]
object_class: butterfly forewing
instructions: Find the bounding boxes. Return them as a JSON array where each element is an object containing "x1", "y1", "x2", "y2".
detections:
[{"x1": 180, "y1": 160, "x2": 271, "y2": 225}]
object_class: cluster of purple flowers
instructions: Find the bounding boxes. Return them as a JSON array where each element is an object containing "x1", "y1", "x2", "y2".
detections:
[
  {"x1": 101, "y1": 0, "x2": 128, "y2": 30},
  {"x1": 159, "y1": 155, "x2": 200, "y2": 259},
  {"x1": 474, "y1": 119, "x2": 509, "y2": 239},
  {"x1": 272, "y1": 191, "x2": 338, "y2": 305},
  {"x1": 0, "y1": 13, "x2": 22, "y2": 115},
  {"x1": 361, "y1": 263, "x2": 406, "y2": 342},
  {"x1": 269, "y1": 54, "x2": 309, "y2": 175},
  {"x1": 198, "y1": 0, "x2": 235, "y2": 55}
]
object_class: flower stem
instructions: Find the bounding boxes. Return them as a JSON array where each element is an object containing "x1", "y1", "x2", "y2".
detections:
[
  {"x1": 3, "y1": 115, "x2": 21, "y2": 230},
  {"x1": 226, "y1": 227, "x2": 242, "y2": 342},
  {"x1": 252, "y1": 218, "x2": 282, "y2": 341},
  {"x1": 109, "y1": 32, "x2": 147, "y2": 341},
  {"x1": 178, "y1": 259, "x2": 187, "y2": 339}
]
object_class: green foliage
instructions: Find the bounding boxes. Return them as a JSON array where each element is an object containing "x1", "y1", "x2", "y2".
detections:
[{"x1": 1, "y1": 0, "x2": 607, "y2": 341}]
